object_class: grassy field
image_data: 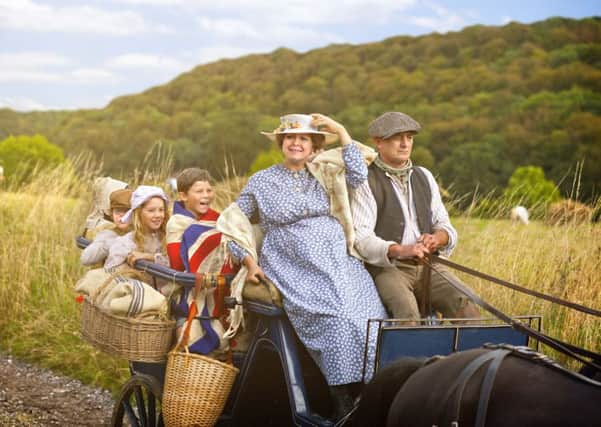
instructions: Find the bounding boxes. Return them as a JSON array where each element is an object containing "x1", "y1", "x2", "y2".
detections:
[{"x1": 0, "y1": 163, "x2": 599, "y2": 395}]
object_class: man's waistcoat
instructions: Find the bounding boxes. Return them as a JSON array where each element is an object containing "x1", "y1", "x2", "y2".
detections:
[{"x1": 367, "y1": 163, "x2": 433, "y2": 244}]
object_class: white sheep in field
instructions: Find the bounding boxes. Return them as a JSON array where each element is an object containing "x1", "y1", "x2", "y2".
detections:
[{"x1": 510, "y1": 206, "x2": 529, "y2": 224}]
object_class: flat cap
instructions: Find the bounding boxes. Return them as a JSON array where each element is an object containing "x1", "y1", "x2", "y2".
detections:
[
  {"x1": 368, "y1": 112, "x2": 421, "y2": 139},
  {"x1": 109, "y1": 188, "x2": 132, "y2": 211}
]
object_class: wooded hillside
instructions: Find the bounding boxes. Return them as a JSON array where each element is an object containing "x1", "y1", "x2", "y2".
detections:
[{"x1": 1, "y1": 17, "x2": 600, "y2": 200}]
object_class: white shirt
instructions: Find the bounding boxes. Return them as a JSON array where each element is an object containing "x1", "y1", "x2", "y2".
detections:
[{"x1": 351, "y1": 166, "x2": 457, "y2": 267}]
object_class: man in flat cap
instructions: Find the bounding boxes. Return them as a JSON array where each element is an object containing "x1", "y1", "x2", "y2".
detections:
[{"x1": 351, "y1": 112, "x2": 479, "y2": 322}]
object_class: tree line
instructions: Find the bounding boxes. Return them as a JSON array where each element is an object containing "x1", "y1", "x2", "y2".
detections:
[{"x1": 1, "y1": 16, "x2": 600, "y2": 202}]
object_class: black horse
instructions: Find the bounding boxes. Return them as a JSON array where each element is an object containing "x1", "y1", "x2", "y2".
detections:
[{"x1": 350, "y1": 346, "x2": 601, "y2": 427}]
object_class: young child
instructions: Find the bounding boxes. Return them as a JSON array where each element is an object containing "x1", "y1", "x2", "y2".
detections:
[
  {"x1": 166, "y1": 168, "x2": 236, "y2": 357},
  {"x1": 105, "y1": 185, "x2": 170, "y2": 270},
  {"x1": 80, "y1": 188, "x2": 132, "y2": 267},
  {"x1": 167, "y1": 168, "x2": 228, "y2": 272},
  {"x1": 83, "y1": 177, "x2": 128, "y2": 240}
]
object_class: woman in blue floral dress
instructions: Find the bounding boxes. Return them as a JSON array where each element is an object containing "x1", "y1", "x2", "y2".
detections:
[{"x1": 227, "y1": 113, "x2": 387, "y2": 419}]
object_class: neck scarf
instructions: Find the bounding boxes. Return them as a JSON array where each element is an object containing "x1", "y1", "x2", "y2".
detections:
[{"x1": 374, "y1": 156, "x2": 413, "y2": 193}]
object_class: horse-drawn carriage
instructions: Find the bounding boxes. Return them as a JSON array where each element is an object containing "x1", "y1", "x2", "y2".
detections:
[{"x1": 75, "y1": 236, "x2": 599, "y2": 427}]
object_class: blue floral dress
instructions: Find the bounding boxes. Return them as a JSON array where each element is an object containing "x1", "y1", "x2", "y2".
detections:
[{"x1": 229, "y1": 143, "x2": 387, "y2": 385}]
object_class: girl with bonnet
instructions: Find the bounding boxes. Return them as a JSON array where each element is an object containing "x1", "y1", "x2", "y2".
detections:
[
  {"x1": 105, "y1": 185, "x2": 170, "y2": 271},
  {"x1": 218, "y1": 113, "x2": 387, "y2": 420}
]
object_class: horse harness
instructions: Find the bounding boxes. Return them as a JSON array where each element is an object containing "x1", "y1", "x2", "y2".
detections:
[
  {"x1": 431, "y1": 344, "x2": 601, "y2": 427},
  {"x1": 431, "y1": 348, "x2": 510, "y2": 427}
]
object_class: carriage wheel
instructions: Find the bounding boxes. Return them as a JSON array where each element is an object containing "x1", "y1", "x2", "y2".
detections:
[{"x1": 111, "y1": 374, "x2": 164, "y2": 427}]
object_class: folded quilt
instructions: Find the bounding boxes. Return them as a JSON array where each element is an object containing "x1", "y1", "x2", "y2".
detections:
[{"x1": 75, "y1": 267, "x2": 168, "y2": 319}]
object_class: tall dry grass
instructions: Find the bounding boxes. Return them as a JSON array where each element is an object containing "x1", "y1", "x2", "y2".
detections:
[
  {"x1": 0, "y1": 155, "x2": 599, "y2": 393},
  {"x1": 0, "y1": 157, "x2": 131, "y2": 391},
  {"x1": 0, "y1": 148, "x2": 244, "y2": 393},
  {"x1": 453, "y1": 217, "x2": 601, "y2": 365}
]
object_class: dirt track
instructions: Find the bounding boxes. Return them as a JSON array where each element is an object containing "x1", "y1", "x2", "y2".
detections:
[{"x1": 0, "y1": 353, "x2": 114, "y2": 426}]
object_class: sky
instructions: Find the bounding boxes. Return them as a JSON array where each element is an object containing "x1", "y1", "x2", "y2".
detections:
[{"x1": 0, "y1": 0, "x2": 599, "y2": 112}]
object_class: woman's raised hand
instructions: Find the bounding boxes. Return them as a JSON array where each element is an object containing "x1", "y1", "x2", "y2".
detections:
[{"x1": 311, "y1": 113, "x2": 352, "y2": 146}]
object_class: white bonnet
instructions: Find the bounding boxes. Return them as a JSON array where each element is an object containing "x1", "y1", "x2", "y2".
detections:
[{"x1": 120, "y1": 185, "x2": 169, "y2": 224}]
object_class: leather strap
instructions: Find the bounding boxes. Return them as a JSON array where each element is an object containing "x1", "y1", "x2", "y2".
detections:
[
  {"x1": 419, "y1": 262, "x2": 432, "y2": 318},
  {"x1": 435, "y1": 350, "x2": 509, "y2": 426},
  {"x1": 432, "y1": 255, "x2": 601, "y2": 317},
  {"x1": 474, "y1": 350, "x2": 510, "y2": 427},
  {"x1": 421, "y1": 258, "x2": 601, "y2": 372}
]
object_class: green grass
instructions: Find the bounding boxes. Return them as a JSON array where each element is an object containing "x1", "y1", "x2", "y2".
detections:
[{"x1": 0, "y1": 161, "x2": 599, "y2": 395}]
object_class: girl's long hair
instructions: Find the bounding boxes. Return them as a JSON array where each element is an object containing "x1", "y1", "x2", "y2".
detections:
[{"x1": 131, "y1": 197, "x2": 170, "y2": 250}]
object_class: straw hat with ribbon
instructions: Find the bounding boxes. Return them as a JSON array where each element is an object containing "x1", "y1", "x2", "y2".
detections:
[{"x1": 261, "y1": 114, "x2": 338, "y2": 145}]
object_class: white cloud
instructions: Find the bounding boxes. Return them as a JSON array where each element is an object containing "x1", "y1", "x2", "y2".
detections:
[
  {"x1": 407, "y1": 1, "x2": 467, "y2": 32},
  {"x1": 0, "y1": 70, "x2": 61, "y2": 84},
  {"x1": 115, "y1": 0, "x2": 416, "y2": 25},
  {"x1": 0, "y1": 52, "x2": 72, "y2": 68},
  {"x1": 116, "y1": 0, "x2": 188, "y2": 4},
  {"x1": 197, "y1": 17, "x2": 261, "y2": 39},
  {"x1": 70, "y1": 68, "x2": 118, "y2": 84},
  {"x1": 0, "y1": 0, "x2": 173, "y2": 35},
  {"x1": 0, "y1": 96, "x2": 52, "y2": 111},
  {"x1": 0, "y1": 66, "x2": 119, "y2": 84},
  {"x1": 194, "y1": 45, "x2": 261, "y2": 65},
  {"x1": 0, "y1": 50, "x2": 119, "y2": 84},
  {"x1": 196, "y1": 16, "x2": 342, "y2": 48},
  {"x1": 106, "y1": 54, "x2": 188, "y2": 71}
]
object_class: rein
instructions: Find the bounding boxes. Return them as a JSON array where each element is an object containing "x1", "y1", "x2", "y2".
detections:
[
  {"x1": 418, "y1": 255, "x2": 601, "y2": 373},
  {"x1": 431, "y1": 255, "x2": 601, "y2": 317}
]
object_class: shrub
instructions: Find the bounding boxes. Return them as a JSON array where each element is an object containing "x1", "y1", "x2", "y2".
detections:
[
  {"x1": 502, "y1": 166, "x2": 560, "y2": 218},
  {"x1": 0, "y1": 134, "x2": 64, "y2": 185}
]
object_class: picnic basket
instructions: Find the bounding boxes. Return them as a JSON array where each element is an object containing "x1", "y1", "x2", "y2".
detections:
[
  {"x1": 162, "y1": 278, "x2": 239, "y2": 426},
  {"x1": 79, "y1": 268, "x2": 175, "y2": 362},
  {"x1": 80, "y1": 297, "x2": 175, "y2": 362}
]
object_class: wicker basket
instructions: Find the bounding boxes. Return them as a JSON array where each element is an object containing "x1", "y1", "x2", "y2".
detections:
[
  {"x1": 80, "y1": 298, "x2": 175, "y2": 362},
  {"x1": 162, "y1": 349, "x2": 239, "y2": 427}
]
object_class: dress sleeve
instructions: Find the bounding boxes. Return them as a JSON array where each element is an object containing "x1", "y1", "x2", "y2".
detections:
[
  {"x1": 105, "y1": 234, "x2": 137, "y2": 269},
  {"x1": 343, "y1": 143, "x2": 368, "y2": 188},
  {"x1": 80, "y1": 230, "x2": 115, "y2": 266}
]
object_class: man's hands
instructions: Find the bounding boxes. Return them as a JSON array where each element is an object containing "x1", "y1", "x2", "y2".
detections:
[
  {"x1": 387, "y1": 242, "x2": 429, "y2": 260},
  {"x1": 388, "y1": 230, "x2": 449, "y2": 261}
]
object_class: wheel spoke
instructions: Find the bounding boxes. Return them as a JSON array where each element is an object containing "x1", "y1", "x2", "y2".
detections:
[
  {"x1": 123, "y1": 398, "x2": 140, "y2": 427},
  {"x1": 147, "y1": 393, "x2": 156, "y2": 427},
  {"x1": 134, "y1": 386, "x2": 148, "y2": 426},
  {"x1": 111, "y1": 374, "x2": 163, "y2": 427}
]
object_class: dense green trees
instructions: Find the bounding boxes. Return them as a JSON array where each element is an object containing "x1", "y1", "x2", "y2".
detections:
[{"x1": 1, "y1": 17, "x2": 600, "y2": 201}]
